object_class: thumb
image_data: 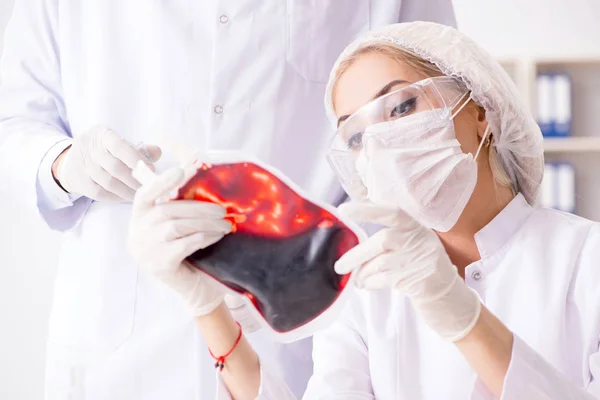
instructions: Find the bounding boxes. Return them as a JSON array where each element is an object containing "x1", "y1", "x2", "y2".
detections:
[
  {"x1": 141, "y1": 144, "x2": 162, "y2": 163},
  {"x1": 133, "y1": 165, "x2": 185, "y2": 208},
  {"x1": 338, "y1": 201, "x2": 410, "y2": 228}
]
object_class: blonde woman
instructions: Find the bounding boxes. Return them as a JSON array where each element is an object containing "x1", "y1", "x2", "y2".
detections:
[{"x1": 129, "y1": 22, "x2": 600, "y2": 399}]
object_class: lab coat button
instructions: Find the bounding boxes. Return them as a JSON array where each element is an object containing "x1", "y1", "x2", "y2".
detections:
[
  {"x1": 219, "y1": 15, "x2": 229, "y2": 24},
  {"x1": 472, "y1": 270, "x2": 482, "y2": 281},
  {"x1": 214, "y1": 105, "x2": 224, "y2": 114}
]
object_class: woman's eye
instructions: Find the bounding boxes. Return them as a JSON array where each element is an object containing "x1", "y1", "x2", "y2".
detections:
[
  {"x1": 390, "y1": 97, "x2": 417, "y2": 118},
  {"x1": 345, "y1": 132, "x2": 363, "y2": 150}
]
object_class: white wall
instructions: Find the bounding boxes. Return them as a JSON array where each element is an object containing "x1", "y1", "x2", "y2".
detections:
[
  {"x1": 0, "y1": 0, "x2": 12, "y2": 54},
  {"x1": 0, "y1": 1, "x2": 599, "y2": 399},
  {"x1": 0, "y1": 1, "x2": 60, "y2": 399},
  {"x1": 0, "y1": 196, "x2": 58, "y2": 400},
  {"x1": 454, "y1": 0, "x2": 600, "y2": 59}
]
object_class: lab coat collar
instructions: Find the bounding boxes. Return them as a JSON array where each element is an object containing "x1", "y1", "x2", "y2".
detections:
[{"x1": 474, "y1": 193, "x2": 534, "y2": 259}]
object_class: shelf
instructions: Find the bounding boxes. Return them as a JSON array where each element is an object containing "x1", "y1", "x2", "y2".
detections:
[
  {"x1": 535, "y1": 57, "x2": 600, "y2": 66},
  {"x1": 497, "y1": 56, "x2": 600, "y2": 66},
  {"x1": 492, "y1": 56, "x2": 600, "y2": 221},
  {"x1": 543, "y1": 137, "x2": 600, "y2": 152}
]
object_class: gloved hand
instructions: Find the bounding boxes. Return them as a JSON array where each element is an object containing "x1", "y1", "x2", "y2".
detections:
[
  {"x1": 335, "y1": 202, "x2": 481, "y2": 341},
  {"x1": 54, "y1": 126, "x2": 162, "y2": 202},
  {"x1": 128, "y1": 166, "x2": 233, "y2": 316}
]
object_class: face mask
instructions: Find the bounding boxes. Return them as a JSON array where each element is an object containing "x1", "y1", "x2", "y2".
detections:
[
  {"x1": 355, "y1": 104, "x2": 490, "y2": 232},
  {"x1": 174, "y1": 152, "x2": 365, "y2": 343}
]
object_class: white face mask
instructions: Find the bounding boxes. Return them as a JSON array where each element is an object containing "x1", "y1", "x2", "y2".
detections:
[{"x1": 355, "y1": 105, "x2": 490, "y2": 232}]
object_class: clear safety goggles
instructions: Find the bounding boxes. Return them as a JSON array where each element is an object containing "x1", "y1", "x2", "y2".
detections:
[{"x1": 326, "y1": 76, "x2": 470, "y2": 191}]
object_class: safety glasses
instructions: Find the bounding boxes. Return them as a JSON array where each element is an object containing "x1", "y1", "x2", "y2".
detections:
[{"x1": 326, "y1": 76, "x2": 470, "y2": 192}]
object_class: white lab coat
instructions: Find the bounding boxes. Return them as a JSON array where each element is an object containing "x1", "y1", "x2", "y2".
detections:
[
  {"x1": 0, "y1": 1, "x2": 456, "y2": 399},
  {"x1": 240, "y1": 194, "x2": 600, "y2": 399}
]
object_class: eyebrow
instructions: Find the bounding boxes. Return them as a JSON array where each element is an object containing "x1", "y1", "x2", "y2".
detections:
[{"x1": 337, "y1": 79, "x2": 409, "y2": 127}]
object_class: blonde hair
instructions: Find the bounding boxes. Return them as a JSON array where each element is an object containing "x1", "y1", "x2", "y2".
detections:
[{"x1": 332, "y1": 43, "x2": 514, "y2": 192}]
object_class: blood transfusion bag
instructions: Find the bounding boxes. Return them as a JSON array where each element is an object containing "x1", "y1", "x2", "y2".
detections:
[{"x1": 173, "y1": 153, "x2": 365, "y2": 342}]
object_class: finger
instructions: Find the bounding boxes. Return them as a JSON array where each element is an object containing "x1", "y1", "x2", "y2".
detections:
[
  {"x1": 358, "y1": 269, "x2": 399, "y2": 290},
  {"x1": 176, "y1": 231, "x2": 225, "y2": 258},
  {"x1": 102, "y1": 129, "x2": 149, "y2": 169},
  {"x1": 358, "y1": 252, "x2": 435, "y2": 292},
  {"x1": 334, "y1": 234, "x2": 387, "y2": 275},
  {"x1": 79, "y1": 178, "x2": 124, "y2": 203},
  {"x1": 151, "y1": 201, "x2": 227, "y2": 223},
  {"x1": 134, "y1": 167, "x2": 185, "y2": 206},
  {"x1": 165, "y1": 139, "x2": 199, "y2": 166},
  {"x1": 89, "y1": 165, "x2": 136, "y2": 201},
  {"x1": 335, "y1": 227, "x2": 405, "y2": 275},
  {"x1": 135, "y1": 143, "x2": 160, "y2": 172},
  {"x1": 132, "y1": 160, "x2": 157, "y2": 185},
  {"x1": 355, "y1": 252, "x2": 398, "y2": 285},
  {"x1": 148, "y1": 232, "x2": 224, "y2": 273},
  {"x1": 136, "y1": 143, "x2": 153, "y2": 162},
  {"x1": 141, "y1": 144, "x2": 162, "y2": 163},
  {"x1": 99, "y1": 155, "x2": 142, "y2": 191},
  {"x1": 338, "y1": 202, "x2": 413, "y2": 228},
  {"x1": 157, "y1": 218, "x2": 232, "y2": 241}
]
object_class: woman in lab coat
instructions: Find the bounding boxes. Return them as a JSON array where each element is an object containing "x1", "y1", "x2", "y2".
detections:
[{"x1": 129, "y1": 22, "x2": 600, "y2": 399}]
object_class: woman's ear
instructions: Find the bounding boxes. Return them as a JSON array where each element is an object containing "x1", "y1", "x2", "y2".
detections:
[{"x1": 476, "y1": 105, "x2": 488, "y2": 140}]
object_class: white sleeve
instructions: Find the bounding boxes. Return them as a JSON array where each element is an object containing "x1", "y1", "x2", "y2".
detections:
[
  {"x1": 0, "y1": 0, "x2": 90, "y2": 231},
  {"x1": 472, "y1": 224, "x2": 600, "y2": 400},
  {"x1": 302, "y1": 293, "x2": 374, "y2": 399},
  {"x1": 215, "y1": 294, "x2": 373, "y2": 400},
  {"x1": 398, "y1": 0, "x2": 458, "y2": 28},
  {"x1": 215, "y1": 364, "x2": 298, "y2": 400},
  {"x1": 471, "y1": 334, "x2": 598, "y2": 400},
  {"x1": 36, "y1": 138, "x2": 78, "y2": 209}
]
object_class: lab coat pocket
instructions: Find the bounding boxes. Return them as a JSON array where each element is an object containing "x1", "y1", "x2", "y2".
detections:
[
  {"x1": 48, "y1": 203, "x2": 138, "y2": 362},
  {"x1": 286, "y1": 0, "x2": 371, "y2": 83}
]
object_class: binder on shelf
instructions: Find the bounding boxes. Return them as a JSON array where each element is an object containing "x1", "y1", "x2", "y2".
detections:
[
  {"x1": 554, "y1": 74, "x2": 572, "y2": 137},
  {"x1": 539, "y1": 162, "x2": 576, "y2": 214},
  {"x1": 556, "y1": 163, "x2": 576, "y2": 213},
  {"x1": 539, "y1": 163, "x2": 556, "y2": 209},
  {"x1": 536, "y1": 73, "x2": 572, "y2": 138},
  {"x1": 537, "y1": 74, "x2": 554, "y2": 137}
]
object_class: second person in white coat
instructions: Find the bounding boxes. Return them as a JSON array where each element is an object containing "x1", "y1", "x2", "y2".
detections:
[{"x1": 0, "y1": 1, "x2": 456, "y2": 399}]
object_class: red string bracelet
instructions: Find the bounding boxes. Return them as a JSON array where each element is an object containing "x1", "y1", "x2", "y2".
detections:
[{"x1": 209, "y1": 321, "x2": 243, "y2": 371}]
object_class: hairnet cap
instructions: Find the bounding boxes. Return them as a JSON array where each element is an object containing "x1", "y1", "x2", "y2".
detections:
[{"x1": 324, "y1": 22, "x2": 544, "y2": 205}]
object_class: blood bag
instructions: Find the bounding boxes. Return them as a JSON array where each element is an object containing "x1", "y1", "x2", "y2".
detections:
[{"x1": 174, "y1": 152, "x2": 365, "y2": 342}]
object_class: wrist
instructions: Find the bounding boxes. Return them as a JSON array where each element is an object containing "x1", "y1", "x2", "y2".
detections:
[
  {"x1": 179, "y1": 267, "x2": 225, "y2": 316},
  {"x1": 412, "y1": 275, "x2": 481, "y2": 341},
  {"x1": 196, "y1": 303, "x2": 243, "y2": 355},
  {"x1": 209, "y1": 321, "x2": 243, "y2": 370},
  {"x1": 51, "y1": 145, "x2": 71, "y2": 193},
  {"x1": 454, "y1": 306, "x2": 513, "y2": 397},
  {"x1": 188, "y1": 292, "x2": 225, "y2": 317},
  {"x1": 196, "y1": 303, "x2": 261, "y2": 398},
  {"x1": 456, "y1": 306, "x2": 513, "y2": 350}
]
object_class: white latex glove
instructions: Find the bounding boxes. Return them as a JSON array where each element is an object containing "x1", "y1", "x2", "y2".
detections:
[
  {"x1": 56, "y1": 126, "x2": 162, "y2": 202},
  {"x1": 335, "y1": 202, "x2": 481, "y2": 341},
  {"x1": 128, "y1": 166, "x2": 233, "y2": 316}
]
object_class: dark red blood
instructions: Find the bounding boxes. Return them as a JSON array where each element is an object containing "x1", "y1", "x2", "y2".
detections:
[{"x1": 175, "y1": 162, "x2": 359, "y2": 332}]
